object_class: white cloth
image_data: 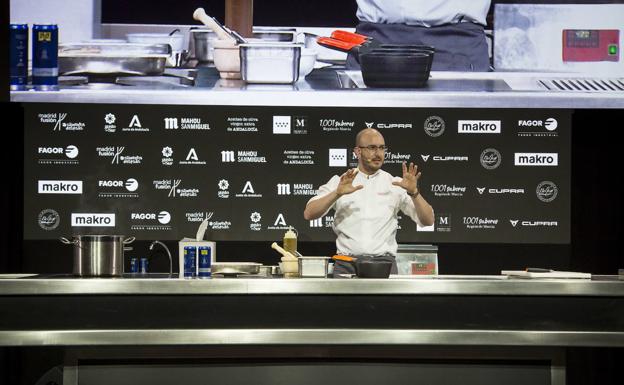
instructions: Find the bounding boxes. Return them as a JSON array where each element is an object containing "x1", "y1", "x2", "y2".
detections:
[
  {"x1": 355, "y1": 0, "x2": 491, "y2": 27},
  {"x1": 308, "y1": 168, "x2": 424, "y2": 257}
]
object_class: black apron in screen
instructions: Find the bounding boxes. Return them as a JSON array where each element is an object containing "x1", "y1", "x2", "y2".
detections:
[{"x1": 346, "y1": 21, "x2": 490, "y2": 72}]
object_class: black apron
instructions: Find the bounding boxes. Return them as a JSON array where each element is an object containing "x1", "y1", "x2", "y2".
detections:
[
  {"x1": 346, "y1": 21, "x2": 490, "y2": 72},
  {"x1": 333, "y1": 255, "x2": 398, "y2": 278}
]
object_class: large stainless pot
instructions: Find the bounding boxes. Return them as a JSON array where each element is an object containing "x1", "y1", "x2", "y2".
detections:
[{"x1": 60, "y1": 235, "x2": 135, "y2": 277}]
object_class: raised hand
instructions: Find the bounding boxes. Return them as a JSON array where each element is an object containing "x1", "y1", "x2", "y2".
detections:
[
  {"x1": 336, "y1": 168, "x2": 364, "y2": 196},
  {"x1": 392, "y1": 161, "x2": 421, "y2": 195}
]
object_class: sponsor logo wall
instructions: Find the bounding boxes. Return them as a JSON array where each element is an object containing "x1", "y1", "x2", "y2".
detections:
[{"x1": 24, "y1": 104, "x2": 571, "y2": 243}]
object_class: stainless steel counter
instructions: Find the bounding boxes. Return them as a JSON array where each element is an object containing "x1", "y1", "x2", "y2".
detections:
[
  {"x1": 10, "y1": 67, "x2": 624, "y2": 108},
  {"x1": 1, "y1": 275, "x2": 623, "y2": 348},
  {"x1": 1, "y1": 275, "x2": 622, "y2": 296}
]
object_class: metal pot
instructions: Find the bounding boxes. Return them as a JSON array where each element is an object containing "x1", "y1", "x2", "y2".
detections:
[{"x1": 60, "y1": 235, "x2": 135, "y2": 277}]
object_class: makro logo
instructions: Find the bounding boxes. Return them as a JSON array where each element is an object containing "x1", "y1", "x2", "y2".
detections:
[
  {"x1": 514, "y1": 153, "x2": 558, "y2": 166},
  {"x1": 38, "y1": 180, "x2": 82, "y2": 194},
  {"x1": 458, "y1": 120, "x2": 501, "y2": 133},
  {"x1": 71, "y1": 213, "x2": 116, "y2": 227},
  {"x1": 424, "y1": 116, "x2": 445, "y2": 137}
]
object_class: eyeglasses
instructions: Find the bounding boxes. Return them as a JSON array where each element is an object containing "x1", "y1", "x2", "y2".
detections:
[{"x1": 358, "y1": 145, "x2": 388, "y2": 152}]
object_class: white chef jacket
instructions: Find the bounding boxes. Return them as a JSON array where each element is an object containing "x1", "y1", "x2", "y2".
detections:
[
  {"x1": 355, "y1": 0, "x2": 491, "y2": 27},
  {"x1": 308, "y1": 168, "x2": 425, "y2": 257}
]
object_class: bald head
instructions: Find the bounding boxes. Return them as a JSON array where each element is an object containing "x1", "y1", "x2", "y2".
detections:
[
  {"x1": 355, "y1": 128, "x2": 384, "y2": 147},
  {"x1": 354, "y1": 128, "x2": 386, "y2": 174}
]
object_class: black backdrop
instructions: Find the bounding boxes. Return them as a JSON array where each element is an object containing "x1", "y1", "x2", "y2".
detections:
[{"x1": 3, "y1": 106, "x2": 621, "y2": 276}]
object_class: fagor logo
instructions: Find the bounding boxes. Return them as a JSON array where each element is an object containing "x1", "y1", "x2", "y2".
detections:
[
  {"x1": 38, "y1": 180, "x2": 82, "y2": 194},
  {"x1": 458, "y1": 120, "x2": 501, "y2": 133},
  {"x1": 514, "y1": 153, "x2": 558, "y2": 166},
  {"x1": 71, "y1": 213, "x2": 116, "y2": 227}
]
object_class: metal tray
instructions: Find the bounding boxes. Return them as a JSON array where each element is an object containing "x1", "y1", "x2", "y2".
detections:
[
  {"x1": 211, "y1": 262, "x2": 262, "y2": 276},
  {"x1": 239, "y1": 43, "x2": 302, "y2": 84},
  {"x1": 59, "y1": 42, "x2": 171, "y2": 76}
]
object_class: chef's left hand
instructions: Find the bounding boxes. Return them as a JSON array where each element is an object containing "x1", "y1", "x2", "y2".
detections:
[{"x1": 392, "y1": 162, "x2": 421, "y2": 195}]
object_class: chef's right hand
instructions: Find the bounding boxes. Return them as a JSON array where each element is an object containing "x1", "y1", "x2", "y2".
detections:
[{"x1": 336, "y1": 168, "x2": 363, "y2": 196}]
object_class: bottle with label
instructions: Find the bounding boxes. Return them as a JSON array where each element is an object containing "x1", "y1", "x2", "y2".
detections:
[{"x1": 283, "y1": 226, "x2": 298, "y2": 255}]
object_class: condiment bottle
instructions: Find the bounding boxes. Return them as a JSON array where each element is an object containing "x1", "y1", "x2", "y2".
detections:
[{"x1": 283, "y1": 226, "x2": 297, "y2": 255}]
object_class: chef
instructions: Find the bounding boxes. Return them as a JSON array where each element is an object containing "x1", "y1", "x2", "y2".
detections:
[
  {"x1": 304, "y1": 128, "x2": 435, "y2": 277},
  {"x1": 347, "y1": 0, "x2": 492, "y2": 71}
]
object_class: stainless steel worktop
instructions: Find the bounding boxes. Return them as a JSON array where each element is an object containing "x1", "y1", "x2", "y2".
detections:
[
  {"x1": 2, "y1": 275, "x2": 623, "y2": 348},
  {"x1": 10, "y1": 67, "x2": 624, "y2": 108},
  {"x1": 1, "y1": 275, "x2": 622, "y2": 296}
]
